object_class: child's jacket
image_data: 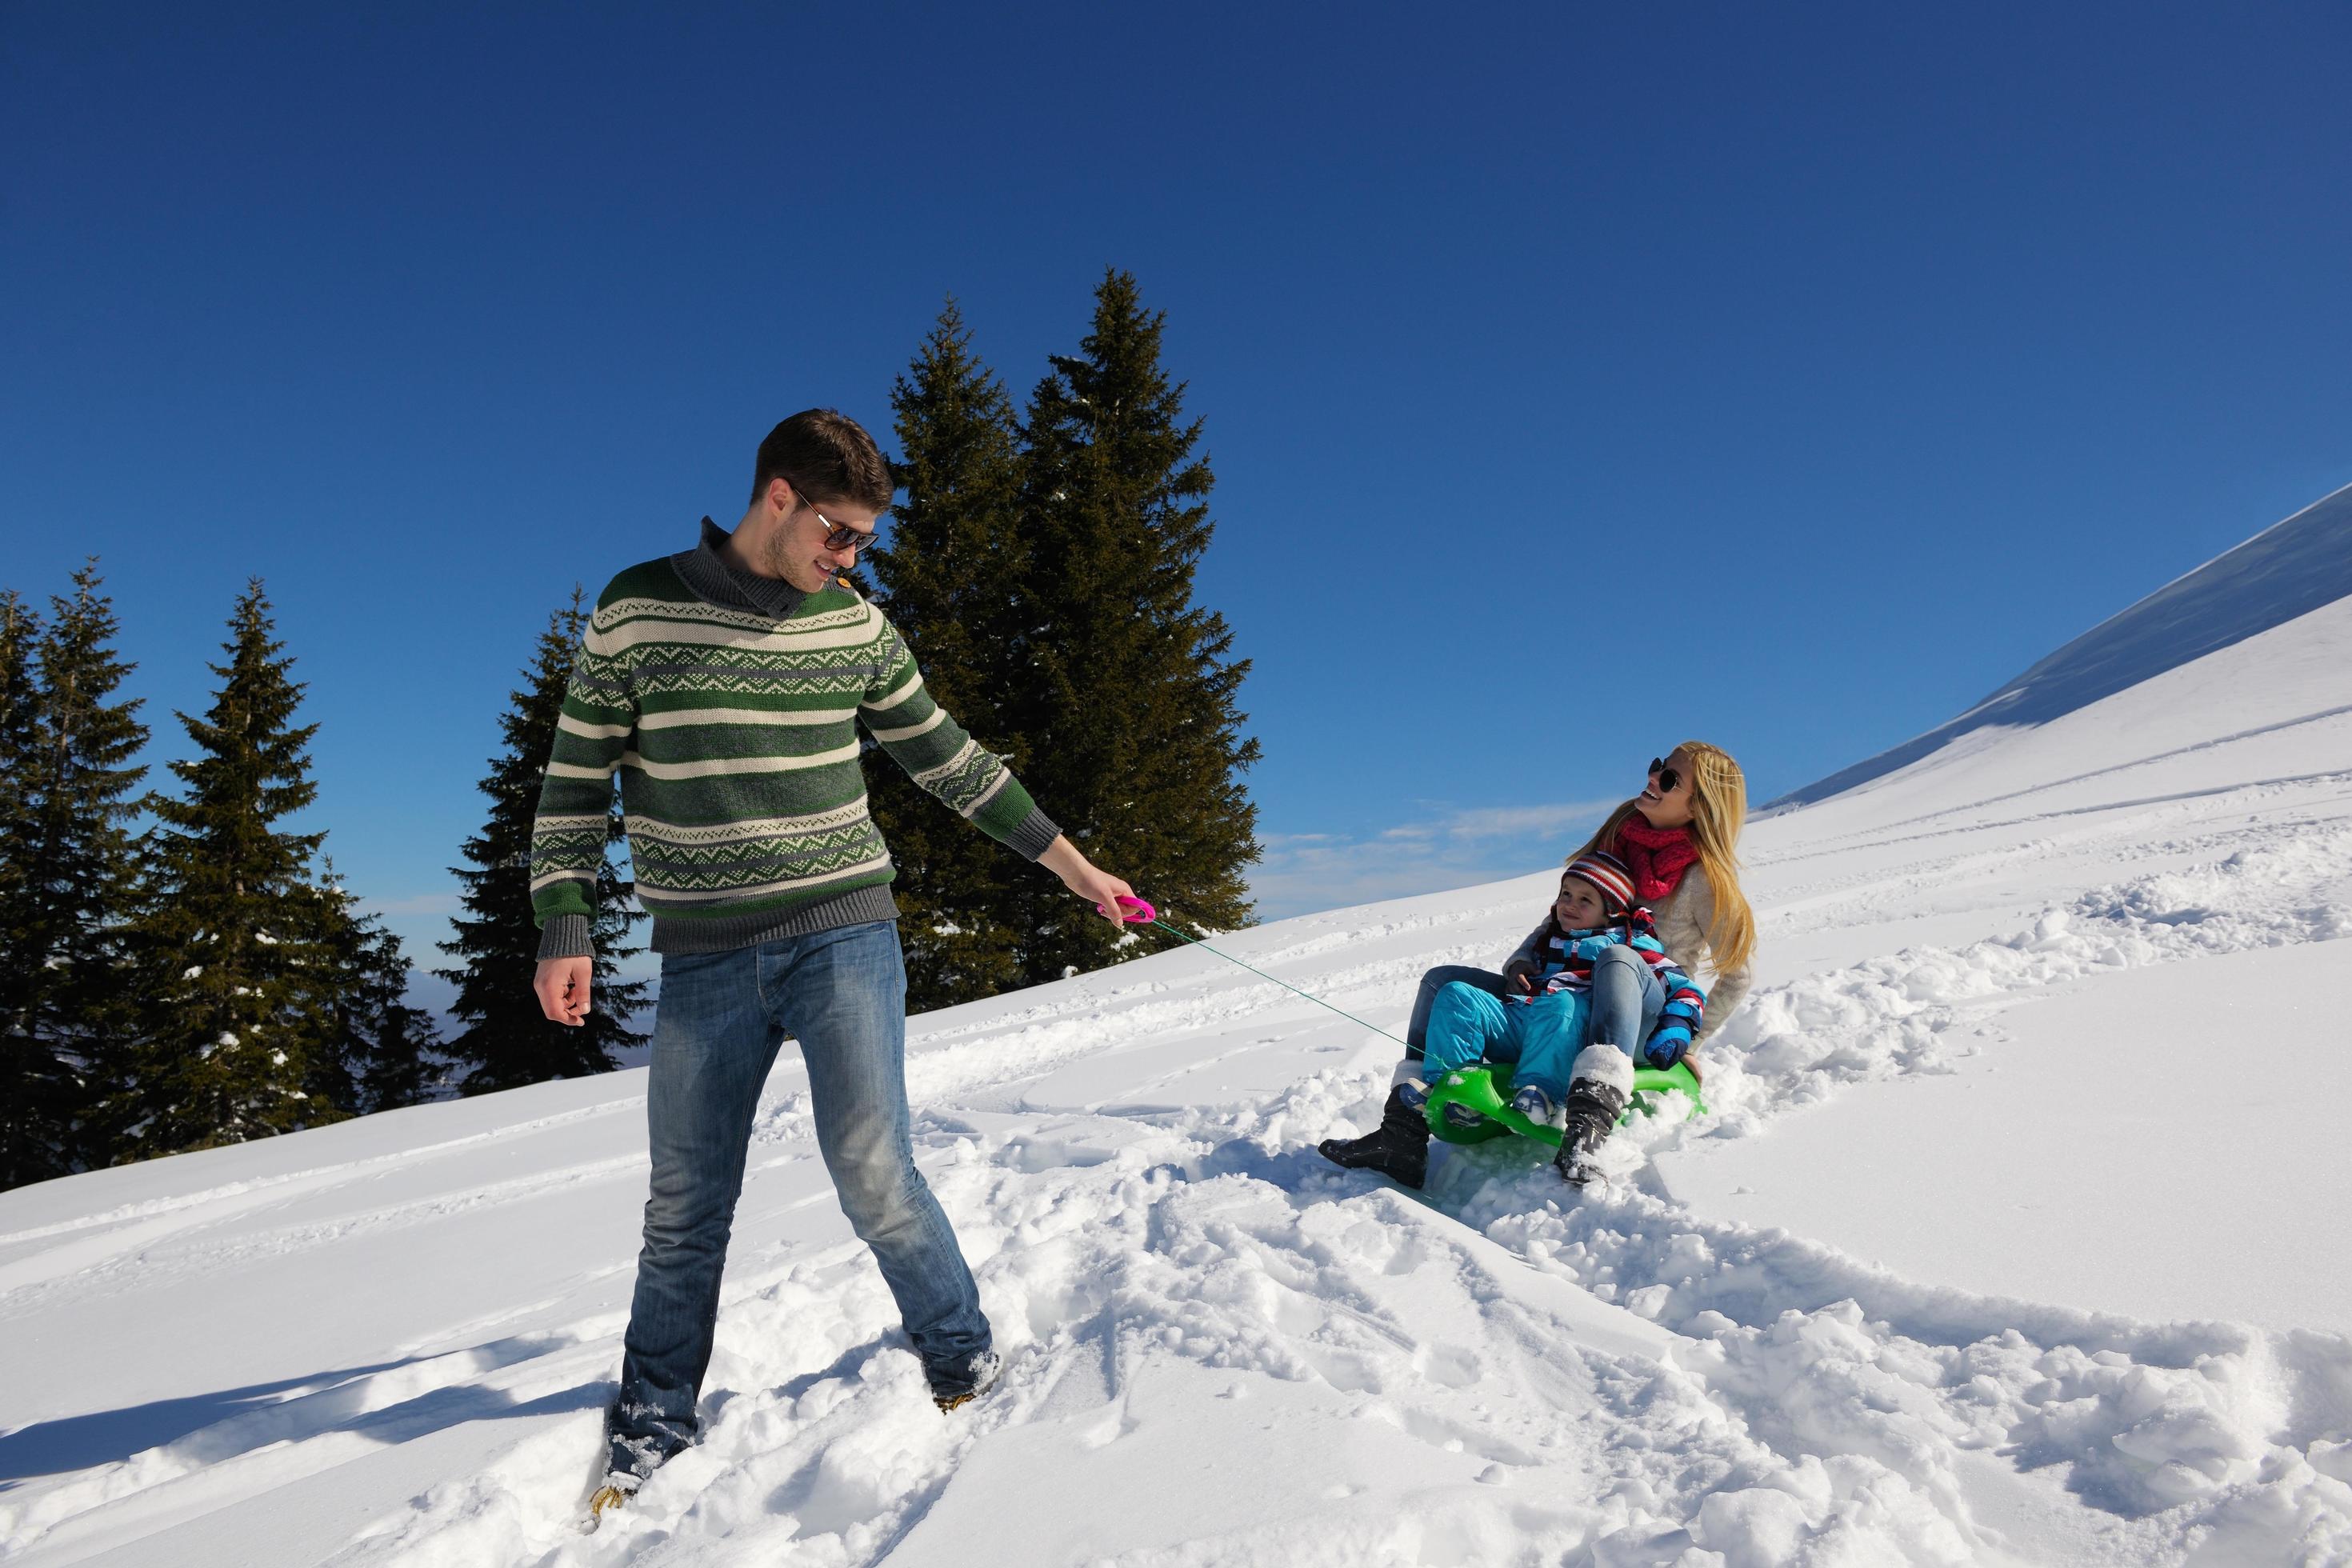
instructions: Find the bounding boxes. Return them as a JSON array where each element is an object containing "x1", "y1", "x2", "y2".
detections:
[{"x1": 1526, "y1": 909, "x2": 1708, "y2": 1064}]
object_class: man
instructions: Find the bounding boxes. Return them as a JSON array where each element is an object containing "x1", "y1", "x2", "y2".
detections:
[{"x1": 530, "y1": 409, "x2": 1133, "y2": 1514}]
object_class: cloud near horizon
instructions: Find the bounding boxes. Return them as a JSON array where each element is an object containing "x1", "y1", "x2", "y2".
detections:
[{"x1": 1247, "y1": 798, "x2": 1618, "y2": 922}]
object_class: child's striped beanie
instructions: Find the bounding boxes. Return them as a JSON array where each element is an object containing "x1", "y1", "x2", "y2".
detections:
[{"x1": 1563, "y1": 850, "x2": 1637, "y2": 914}]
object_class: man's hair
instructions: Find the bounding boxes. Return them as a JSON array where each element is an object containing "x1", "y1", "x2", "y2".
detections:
[{"x1": 750, "y1": 409, "x2": 895, "y2": 511}]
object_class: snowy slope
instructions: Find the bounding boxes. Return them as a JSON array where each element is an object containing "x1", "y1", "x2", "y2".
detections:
[
  {"x1": 6, "y1": 554, "x2": 2352, "y2": 1564},
  {"x1": 1767, "y1": 479, "x2": 2352, "y2": 810},
  {"x1": 1662, "y1": 590, "x2": 2352, "y2": 1347}
]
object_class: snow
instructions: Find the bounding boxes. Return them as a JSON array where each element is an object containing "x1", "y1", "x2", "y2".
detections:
[
  {"x1": 6, "y1": 526, "x2": 2352, "y2": 1564},
  {"x1": 1768, "y1": 479, "x2": 2352, "y2": 810},
  {"x1": 1664, "y1": 939, "x2": 2352, "y2": 1336}
]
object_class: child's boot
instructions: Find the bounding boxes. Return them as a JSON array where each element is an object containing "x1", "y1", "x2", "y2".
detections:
[
  {"x1": 1554, "y1": 1045, "x2": 1632, "y2": 1186},
  {"x1": 1318, "y1": 1082, "x2": 1430, "y2": 1189},
  {"x1": 1509, "y1": 1083, "x2": 1561, "y2": 1129}
]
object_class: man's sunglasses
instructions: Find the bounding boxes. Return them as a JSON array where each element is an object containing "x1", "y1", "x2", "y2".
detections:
[
  {"x1": 1647, "y1": 758, "x2": 1683, "y2": 794},
  {"x1": 801, "y1": 495, "x2": 880, "y2": 554}
]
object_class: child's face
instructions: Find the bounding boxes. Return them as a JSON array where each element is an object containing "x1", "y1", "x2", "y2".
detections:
[{"x1": 1553, "y1": 874, "x2": 1610, "y2": 930}]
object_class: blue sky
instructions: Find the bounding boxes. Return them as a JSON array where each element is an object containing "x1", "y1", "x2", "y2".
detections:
[{"x1": 5, "y1": 2, "x2": 2348, "y2": 979}]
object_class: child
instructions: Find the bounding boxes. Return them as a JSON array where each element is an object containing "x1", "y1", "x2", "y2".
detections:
[
  {"x1": 1450, "y1": 850, "x2": 1706, "y2": 1182},
  {"x1": 1321, "y1": 851, "x2": 1706, "y2": 1187}
]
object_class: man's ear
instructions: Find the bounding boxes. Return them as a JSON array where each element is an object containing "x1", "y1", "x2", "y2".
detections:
[{"x1": 768, "y1": 476, "x2": 794, "y2": 514}]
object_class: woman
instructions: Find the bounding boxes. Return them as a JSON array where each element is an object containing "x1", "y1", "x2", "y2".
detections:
[{"x1": 1318, "y1": 741, "x2": 1757, "y2": 1188}]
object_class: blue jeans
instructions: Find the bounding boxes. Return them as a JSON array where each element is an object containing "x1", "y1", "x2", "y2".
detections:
[
  {"x1": 606, "y1": 919, "x2": 990, "y2": 1477},
  {"x1": 1421, "y1": 946, "x2": 1663, "y2": 1100}
]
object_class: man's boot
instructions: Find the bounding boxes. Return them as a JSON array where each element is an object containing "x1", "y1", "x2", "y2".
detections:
[
  {"x1": 930, "y1": 1349, "x2": 1002, "y2": 1414},
  {"x1": 1318, "y1": 1083, "x2": 1430, "y2": 1189},
  {"x1": 1554, "y1": 1044, "x2": 1633, "y2": 1186}
]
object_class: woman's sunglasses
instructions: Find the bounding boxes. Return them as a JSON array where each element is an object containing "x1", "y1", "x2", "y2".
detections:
[{"x1": 1647, "y1": 758, "x2": 1683, "y2": 794}]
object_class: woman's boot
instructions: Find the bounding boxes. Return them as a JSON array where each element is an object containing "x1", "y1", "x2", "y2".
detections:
[
  {"x1": 1318, "y1": 1084, "x2": 1430, "y2": 1189},
  {"x1": 1554, "y1": 1043, "x2": 1633, "y2": 1186}
]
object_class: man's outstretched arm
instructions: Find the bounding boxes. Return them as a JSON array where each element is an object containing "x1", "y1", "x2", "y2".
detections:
[{"x1": 862, "y1": 617, "x2": 1131, "y2": 927}]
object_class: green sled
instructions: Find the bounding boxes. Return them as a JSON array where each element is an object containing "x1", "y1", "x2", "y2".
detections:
[{"x1": 1422, "y1": 1060, "x2": 1708, "y2": 1148}]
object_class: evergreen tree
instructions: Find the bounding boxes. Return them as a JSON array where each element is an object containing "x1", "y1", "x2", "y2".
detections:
[
  {"x1": 0, "y1": 590, "x2": 70, "y2": 1188},
  {"x1": 0, "y1": 567, "x2": 150, "y2": 1188},
  {"x1": 0, "y1": 591, "x2": 37, "y2": 905},
  {"x1": 124, "y1": 581, "x2": 343, "y2": 1155},
  {"x1": 310, "y1": 861, "x2": 444, "y2": 1115},
  {"x1": 1012, "y1": 270, "x2": 1261, "y2": 982},
  {"x1": 0, "y1": 591, "x2": 43, "y2": 1183},
  {"x1": 867, "y1": 298, "x2": 1036, "y2": 1010},
  {"x1": 437, "y1": 594, "x2": 646, "y2": 1094}
]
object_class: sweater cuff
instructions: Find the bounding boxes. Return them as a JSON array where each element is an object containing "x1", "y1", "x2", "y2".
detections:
[
  {"x1": 1003, "y1": 806, "x2": 1062, "y2": 862},
  {"x1": 537, "y1": 914, "x2": 594, "y2": 962}
]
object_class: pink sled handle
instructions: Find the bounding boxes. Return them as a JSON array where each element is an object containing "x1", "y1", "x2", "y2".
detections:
[{"x1": 1097, "y1": 894, "x2": 1156, "y2": 924}]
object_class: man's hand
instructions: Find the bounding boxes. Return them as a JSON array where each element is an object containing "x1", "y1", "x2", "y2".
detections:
[
  {"x1": 1504, "y1": 962, "x2": 1537, "y2": 996},
  {"x1": 1038, "y1": 835, "x2": 1137, "y2": 927},
  {"x1": 534, "y1": 957, "x2": 594, "y2": 1027}
]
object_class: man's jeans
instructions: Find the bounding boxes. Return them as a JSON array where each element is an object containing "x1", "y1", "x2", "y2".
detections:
[{"x1": 606, "y1": 919, "x2": 990, "y2": 1478}]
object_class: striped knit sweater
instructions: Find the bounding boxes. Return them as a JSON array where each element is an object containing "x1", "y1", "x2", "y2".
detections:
[{"x1": 531, "y1": 520, "x2": 1061, "y2": 960}]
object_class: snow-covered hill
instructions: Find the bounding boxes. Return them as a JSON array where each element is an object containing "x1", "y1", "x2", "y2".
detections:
[
  {"x1": 1767, "y1": 480, "x2": 2352, "y2": 811},
  {"x1": 6, "y1": 503, "x2": 2352, "y2": 1566}
]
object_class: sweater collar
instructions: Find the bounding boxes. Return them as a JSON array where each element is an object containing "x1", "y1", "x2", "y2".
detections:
[{"x1": 672, "y1": 517, "x2": 818, "y2": 619}]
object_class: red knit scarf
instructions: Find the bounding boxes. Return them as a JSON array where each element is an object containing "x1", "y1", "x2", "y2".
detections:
[{"x1": 1614, "y1": 817, "x2": 1699, "y2": 903}]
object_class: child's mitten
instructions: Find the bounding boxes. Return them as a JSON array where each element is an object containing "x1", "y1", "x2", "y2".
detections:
[{"x1": 1642, "y1": 1023, "x2": 1692, "y2": 1070}]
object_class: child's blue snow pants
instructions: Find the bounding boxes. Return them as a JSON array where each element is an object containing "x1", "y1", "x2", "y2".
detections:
[{"x1": 1421, "y1": 946, "x2": 1664, "y2": 1101}]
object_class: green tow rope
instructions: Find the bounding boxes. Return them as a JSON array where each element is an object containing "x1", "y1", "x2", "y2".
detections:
[
  {"x1": 1143, "y1": 916, "x2": 1410, "y2": 1048},
  {"x1": 1130, "y1": 904, "x2": 1707, "y2": 1143}
]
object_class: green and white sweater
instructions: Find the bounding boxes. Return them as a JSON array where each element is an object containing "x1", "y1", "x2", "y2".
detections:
[{"x1": 531, "y1": 519, "x2": 1060, "y2": 960}]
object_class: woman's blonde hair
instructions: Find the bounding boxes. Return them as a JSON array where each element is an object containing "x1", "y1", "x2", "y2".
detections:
[{"x1": 1567, "y1": 740, "x2": 1755, "y2": 977}]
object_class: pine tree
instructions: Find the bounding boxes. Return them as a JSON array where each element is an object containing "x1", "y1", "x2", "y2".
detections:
[
  {"x1": 1012, "y1": 270, "x2": 1262, "y2": 982},
  {"x1": 0, "y1": 591, "x2": 38, "y2": 899},
  {"x1": 124, "y1": 581, "x2": 343, "y2": 1155},
  {"x1": 0, "y1": 591, "x2": 44, "y2": 1185},
  {"x1": 310, "y1": 862, "x2": 444, "y2": 1115},
  {"x1": 0, "y1": 589, "x2": 70, "y2": 1188},
  {"x1": 0, "y1": 567, "x2": 150, "y2": 1188},
  {"x1": 437, "y1": 594, "x2": 646, "y2": 1094},
  {"x1": 866, "y1": 298, "x2": 1037, "y2": 1010}
]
